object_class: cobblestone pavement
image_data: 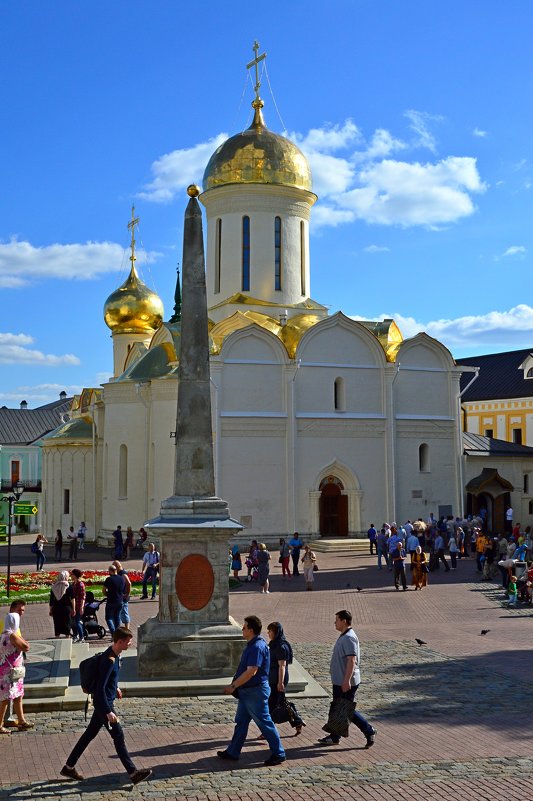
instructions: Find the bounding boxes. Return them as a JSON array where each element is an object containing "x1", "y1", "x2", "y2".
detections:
[{"x1": 1, "y1": 542, "x2": 533, "y2": 799}]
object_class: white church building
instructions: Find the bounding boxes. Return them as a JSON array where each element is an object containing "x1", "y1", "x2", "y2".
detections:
[{"x1": 42, "y1": 87, "x2": 466, "y2": 543}]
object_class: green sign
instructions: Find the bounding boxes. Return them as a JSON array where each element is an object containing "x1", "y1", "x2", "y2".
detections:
[
  {"x1": 14, "y1": 503, "x2": 38, "y2": 515},
  {"x1": 0, "y1": 524, "x2": 6, "y2": 539}
]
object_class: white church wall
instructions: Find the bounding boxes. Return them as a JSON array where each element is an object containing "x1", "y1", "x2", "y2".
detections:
[
  {"x1": 394, "y1": 421, "x2": 458, "y2": 521},
  {"x1": 42, "y1": 445, "x2": 95, "y2": 538},
  {"x1": 218, "y1": 418, "x2": 287, "y2": 536},
  {"x1": 219, "y1": 328, "x2": 286, "y2": 415}
]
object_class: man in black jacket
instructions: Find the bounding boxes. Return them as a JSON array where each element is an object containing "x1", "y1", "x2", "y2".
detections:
[{"x1": 60, "y1": 628, "x2": 151, "y2": 785}]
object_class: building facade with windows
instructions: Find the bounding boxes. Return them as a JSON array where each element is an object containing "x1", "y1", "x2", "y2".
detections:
[
  {"x1": 459, "y1": 348, "x2": 533, "y2": 446},
  {"x1": 41, "y1": 92, "x2": 468, "y2": 542},
  {"x1": 0, "y1": 395, "x2": 70, "y2": 533}
]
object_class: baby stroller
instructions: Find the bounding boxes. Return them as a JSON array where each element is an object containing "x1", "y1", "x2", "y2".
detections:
[{"x1": 82, "y1": 591, "x2": 106, "y2": 639}]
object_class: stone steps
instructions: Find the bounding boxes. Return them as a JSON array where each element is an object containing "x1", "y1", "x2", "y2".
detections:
[{"x1": 309, "y1": 538, "x2": 371, "y2": 553}]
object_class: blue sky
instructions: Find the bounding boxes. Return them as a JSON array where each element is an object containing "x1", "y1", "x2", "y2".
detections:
[{"x1": 1, "y1": 1, "x2": 533, "y2": 405}]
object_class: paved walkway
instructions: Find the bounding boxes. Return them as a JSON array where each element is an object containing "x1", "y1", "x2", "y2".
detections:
[{"x1": 1, "y1": 538, "x2": 532, "y2": 799}]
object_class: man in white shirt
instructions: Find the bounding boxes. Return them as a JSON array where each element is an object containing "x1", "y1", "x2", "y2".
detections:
[
  {"x1": 141, "y1": 543, "x2": 160, "y2": 600},
  {"x1": 318, "y1": 610, "x2": 376, "y2": 748}
]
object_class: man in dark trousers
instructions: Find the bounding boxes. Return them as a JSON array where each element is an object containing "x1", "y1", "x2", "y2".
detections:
[
  {"x1": 60, "y1": 628, "x2": 151, "y2": 785},
  {"x1": 319, "y1": 610, "x2": 376, "y2": 748},
  {"x1": 392, "y1": 541, "x2": 408, "y2": 591}
]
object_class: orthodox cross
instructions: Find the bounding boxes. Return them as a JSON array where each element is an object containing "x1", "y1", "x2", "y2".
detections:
[
  {"x1": 128, "y1": 204, "x2": 139, "y2": 269},
  {"x1": 246, "y1": 41, "x2": 266, "y2": 102}
]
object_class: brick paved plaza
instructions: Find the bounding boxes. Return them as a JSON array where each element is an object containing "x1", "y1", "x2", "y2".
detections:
[{"x1": 1, "y1": 540, "x2": 532, "y2": 800}]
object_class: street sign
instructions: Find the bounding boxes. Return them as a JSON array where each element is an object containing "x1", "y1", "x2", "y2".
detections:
[{"x1": 13, "y1": 503, "x2": 38, "y2": 515}]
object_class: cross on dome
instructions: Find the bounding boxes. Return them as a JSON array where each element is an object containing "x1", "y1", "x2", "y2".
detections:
[
  {"x1": 128, "y1": 204, "x2": 140, "y2": 270},
  {"x1": 246, "y1": 40, "x2": 266, "y2": 104}
]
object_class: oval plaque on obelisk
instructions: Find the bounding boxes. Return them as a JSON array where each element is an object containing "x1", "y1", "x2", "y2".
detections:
[{"x1": 175, "y1": 554, "x2": 215, "y2": 610}]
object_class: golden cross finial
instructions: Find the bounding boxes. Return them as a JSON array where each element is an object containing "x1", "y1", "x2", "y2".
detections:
[
  {"x1": 127, "y1": 204, "x2": 139, "y2": 270},
  {"x1": 246, "y1": 40, "x2": 266, "y2": 102}
]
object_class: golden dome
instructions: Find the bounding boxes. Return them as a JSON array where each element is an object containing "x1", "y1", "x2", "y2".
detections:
[
  {"x1": 104, "y1": 265, "x2": 164, "y2": 335},
  {"x1": 202, "y1": 101, "x2": 312, "y2": 192}
]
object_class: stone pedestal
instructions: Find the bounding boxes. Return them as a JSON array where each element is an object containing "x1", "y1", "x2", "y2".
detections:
[{"x1": 137, "y1": 500, "x2": 244, "y2": 678}]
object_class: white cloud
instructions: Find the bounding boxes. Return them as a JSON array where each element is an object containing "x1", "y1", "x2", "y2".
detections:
[
  {"x1": 355, "y1": 128, "x2": 406, "y2": 162},
  {"x1": 0, "y1": 238, "x2": 160, "y2": 286},
  {"x1": 305, "y1": 152, "x2": 355, "y2": 197},
  {"x1": 404, "y1": 109, "x2": 444, "y2": 154},
  {"x1": 473, "y1": 128, "x2": 488, "y2": 138},
  {"x1": 364, "y1": 245, "x2": 390, "y2": 253},
  {"x1": 290, "y1": 120, "x2": 361, "y2": 153},
  {"x1": 96, "y1": 371, "x2": 113, "y2": 385},
  {"x1": 340, "y1": 156, "x2": 486, "y2": 227},
  {"x1": 295, "y1": 118, "x2": 485, "y2": 229},
  {"x1": 312, "y1": 206, "x2": 356, "y2": 229},
  {"x1": 138, "y1": 134, "x2": 228, "y2": 202},
  {"x1": 0, "y1": 276, "x2": 28, "y2": 288},
  {"x1": 351, "y1": 304, "x2": 533, "y2": 351},
  {"x1": 0, "y1": 332, "x2": 79, "y2": 365},
  {"x1": 502, "y1": 245, "x2": 526, "y2": 258}
]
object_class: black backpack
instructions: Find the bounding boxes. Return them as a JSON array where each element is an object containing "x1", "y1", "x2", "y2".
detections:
[
  {"x1": 79, "y1": 651, "x2": 106, "y2": 716},
  {"x1": 79, "y1": 651, "x2": 106, "y2": 694}
]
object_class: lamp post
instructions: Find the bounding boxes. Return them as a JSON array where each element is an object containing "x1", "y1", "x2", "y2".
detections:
[{"x1": 1, "y1": 483, "x2": 24, "y2": 598}]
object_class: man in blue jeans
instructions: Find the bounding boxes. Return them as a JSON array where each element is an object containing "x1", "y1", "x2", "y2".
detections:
[
  {"x1": 218, "y1": 615, "x2": 286, "y2": 766},
  {"x1": 319, "y1": 609, "x2": 376, "y2": 748}
]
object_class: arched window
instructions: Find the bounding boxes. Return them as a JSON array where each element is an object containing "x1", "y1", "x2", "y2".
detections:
[
  {"x1": 274, "y1": 216, "x2": 282, "y2": 290},
  {"x1": 527, "y1": 367, "x2": 533, "y2": 378},
  {"x1": 334, "y1": 377, "x2": 345, "y2": 411},
  {"x1": 300, "y1": 221, "x2": 306, "y2": 296},
  {"x1": 242, "y1": 216, "x2": 250, "y2": 291},
  {"x1": 419, "y1": 443, "x2": 430, "y2": 472},
  {"x1": 214, "y1": 218, "x2": 222, "y2": 294},
  {"x1": 118, "y1": 444, "x2": 128, "y2": 498}
]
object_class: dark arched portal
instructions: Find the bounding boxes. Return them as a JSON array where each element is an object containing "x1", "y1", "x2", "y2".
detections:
[{"x1": 319, "y1": 476, "x2": 348, "y2": 536}]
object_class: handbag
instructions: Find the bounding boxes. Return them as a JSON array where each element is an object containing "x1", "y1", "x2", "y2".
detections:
[
  {"x1": 322, "y1": 697, "x2": 356, "y2": 738},
  {"x1": 5, "y1": 653, "x2": 25, "y2": 683},
  {"x1": 271, "y1": 693, "x2": 294, "y2": 725},
  {"x1": 313, "y1": 563, "x2": 319, "y2": 572}
]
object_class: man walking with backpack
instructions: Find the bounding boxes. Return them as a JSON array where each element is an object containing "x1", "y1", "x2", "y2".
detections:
[{"x1": 60, "y1": 627, "x2": 152, "y2": 785}]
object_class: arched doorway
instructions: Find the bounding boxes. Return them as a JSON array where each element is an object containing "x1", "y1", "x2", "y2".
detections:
[
  {"x1": 465, "y1": 468, "x2": 513, "y2": 533},
  {"x1": 319, "y1": 476, "x2": 348, "y2": 536}
]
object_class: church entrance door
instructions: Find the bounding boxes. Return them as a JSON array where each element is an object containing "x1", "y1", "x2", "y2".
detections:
[{"x1": 319, "y1": 477, "x2": 348, "y2": 536}]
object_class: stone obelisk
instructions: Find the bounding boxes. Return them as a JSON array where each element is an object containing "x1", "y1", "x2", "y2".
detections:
[{"x1": 137, "y1": 185, "x2": 243, "y2": 678}]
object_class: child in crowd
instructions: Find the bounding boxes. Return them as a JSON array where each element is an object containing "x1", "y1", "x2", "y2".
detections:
[{"x1": 507, "y1": 575, "x2": 518, "y2": 607}]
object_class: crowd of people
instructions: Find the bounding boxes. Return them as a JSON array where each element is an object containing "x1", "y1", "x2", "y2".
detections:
[
  {"x1": 368, "y1": 514, "x2": 533, "y2": 599},
  {"x1": 230, "y1": 536, "x2": 318, "y2": 593},
  {"x1": 32, "y1": 523, "x2": 149, "y2": 570}
]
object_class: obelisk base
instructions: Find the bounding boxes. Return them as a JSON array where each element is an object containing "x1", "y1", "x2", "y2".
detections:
[{"x1": 137, "y1": 507, "x2": 244, "y2": 679}]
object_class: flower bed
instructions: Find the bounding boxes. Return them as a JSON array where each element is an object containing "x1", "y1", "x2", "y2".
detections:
[{"x1": 0, "y1": 569, "x2": 145, "y2": 605}]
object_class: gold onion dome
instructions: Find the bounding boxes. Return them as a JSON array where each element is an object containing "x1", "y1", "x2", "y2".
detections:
[
  {"x1": 104, "y1": 265, "x2": 164, "y2": 335},
  {"x1": 202, "y1": 100, "x2": 312, "y2": 192}
]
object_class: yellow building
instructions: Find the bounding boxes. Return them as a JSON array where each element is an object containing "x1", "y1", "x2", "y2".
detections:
[{"x1": 459, "y1": 349, "x2": 533, "y2": 446}]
